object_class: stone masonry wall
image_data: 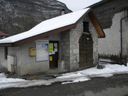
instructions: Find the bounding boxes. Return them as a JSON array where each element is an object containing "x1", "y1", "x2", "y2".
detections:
[
  {"x1": 69, "y1": 19, "x2": 98, "y2": 70},
  {"x1": 69, "y1": 20, "x2": 83, "y2": 70},
  {"x1": 60, "y1": 31, "x2": 70, "y2": 71},
  {"x1": 60, "y1": 18, "x2": 98, "y2": 71}
]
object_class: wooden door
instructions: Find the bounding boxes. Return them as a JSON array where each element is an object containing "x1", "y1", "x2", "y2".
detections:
[{"x1": 79, "y1": 33, "x2": 93, "y2": 68}]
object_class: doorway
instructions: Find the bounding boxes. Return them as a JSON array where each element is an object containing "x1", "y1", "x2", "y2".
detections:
[
  {"x1": 79, "y1": 33, "x2": 93, "y2": 68},
  {"x1": 49, "y1": 41, "x2": 59, "y2": 69}
]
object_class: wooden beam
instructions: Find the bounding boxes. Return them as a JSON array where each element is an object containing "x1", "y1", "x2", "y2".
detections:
[{"x1": 88, "y1": 11, "x2": 105, "y2": 38}]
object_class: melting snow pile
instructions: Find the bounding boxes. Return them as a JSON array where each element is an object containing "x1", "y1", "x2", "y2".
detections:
[
  {"x1": 56, "y1": 64, "x2": 128, "y2": 84},
  {"x1": 0, "y1": 73, "x2": 26, "y2": 89},
  {"x1": 0, "y1": 73, "x2": 53, "y2": 89},
  {"x1": 0, "y1": 63, "x2": 128, "y2": 89}
]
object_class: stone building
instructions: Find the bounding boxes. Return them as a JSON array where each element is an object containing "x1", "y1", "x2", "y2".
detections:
[
  {"x1": 90, "y1": 0, "x2": 128, "y2": 64},
  {"x1": 0, "y1": 9, "x2": 105, "y2": 75}
]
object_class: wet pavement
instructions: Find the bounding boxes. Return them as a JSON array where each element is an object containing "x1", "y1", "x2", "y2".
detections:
[{"x1": 0, "y1": 74, "x2": 128, "y2": 96}]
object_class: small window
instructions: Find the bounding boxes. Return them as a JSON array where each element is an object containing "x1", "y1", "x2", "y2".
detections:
[
  {"x1": 4, "y1": 47, "x2": 8, "y2": 59},
  {"x1": 83, "y1": 21, "x2": 89, "y2": 33}
]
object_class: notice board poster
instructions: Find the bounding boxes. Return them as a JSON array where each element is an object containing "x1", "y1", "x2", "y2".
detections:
[
  {"x1": 36, "y1": 40, "x2": 49, "y2": 61},
  {"x1": 49, "y1": 43, "x2": 54, "y2": 53},
  {"x1": 29, "y1": 48, "x2": 36, "y2": 57}
]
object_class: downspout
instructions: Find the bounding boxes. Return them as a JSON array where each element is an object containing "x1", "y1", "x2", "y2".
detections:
[{"x1": 120, "y1": 10, "x2": 128, "y2": 65}]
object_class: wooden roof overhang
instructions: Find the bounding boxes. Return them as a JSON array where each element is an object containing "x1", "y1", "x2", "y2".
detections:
[{"x1": 88, "y1": 11, "x2": 105, "y2": 38}]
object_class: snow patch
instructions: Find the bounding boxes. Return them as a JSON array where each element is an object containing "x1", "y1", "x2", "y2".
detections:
[
  {"x1": 0, "y1": 64, "x2": 128, "y2": 89},
  {"x1": 57, "y1": 64, "x2": 128, "y2": 84},
  {"x1": 0, "y1": 73, "x2": 6, "y2": 78},
  {"x1": 61, "y1": 77, "x2": 90, "y2": 84},
  {"x1": 0, "y1": 73, "x2": 52, "y2": 89}
]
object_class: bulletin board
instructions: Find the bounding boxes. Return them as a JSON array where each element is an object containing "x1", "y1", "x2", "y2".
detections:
[{"x1": 36, "y1": 40, "x2": 49, "y2": 61}]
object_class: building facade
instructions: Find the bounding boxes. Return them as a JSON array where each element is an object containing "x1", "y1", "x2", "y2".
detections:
[{"x1": 0, "y1": 9, "x2": 102, "y2": 75}]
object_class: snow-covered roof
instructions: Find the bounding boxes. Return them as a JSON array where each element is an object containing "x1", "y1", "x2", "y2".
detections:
[
  {"x1": 0, "y1": 8, "x2": 89, "y2": 44},
  {"x1": 57, "y1": 0, "x2": 102, "y2": 11}
]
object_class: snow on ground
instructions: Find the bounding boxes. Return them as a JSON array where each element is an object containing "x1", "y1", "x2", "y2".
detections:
[
  {"x1": 0, "y1": 73, "x2": 54, "y2": 89},
  {"x1": 0, "y1": 63, "x2": 128, "y2": 89},
  {"x1": 56, "y1": 63, "x2": 128, "y2": 84},
  {"x1": 57, "y1": 0, "x2": 102, "y2": 11}
]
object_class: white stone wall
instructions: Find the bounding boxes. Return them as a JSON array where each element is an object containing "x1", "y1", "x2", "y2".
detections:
[
  {"x1": 16, "y1": 43, "x2": 49, "y2": 75},
  {"x1": 0, "y1": 47, "x2": 7, "y2": 71},
  {"x1": 17, "y1": 33, "x2": 61, "y2": 75},
  {"x1": 98, "y1": 11, "x2": 128, "y2": 57},
  {"x1": 7, "y1": 47, "x2": 17, "y2": 72},
  {"x1": 0, "y1": 33, "x2": 62, "y2": 75},
  {"x1": 0, "y1": 42, "x2": 49, "y2": 75},
  {"x1": 122, "y1": 16, "x2": 128, "y2": 57},
  {"x1": 0, "y1": 47, "x2": 18, "y2": 72}
]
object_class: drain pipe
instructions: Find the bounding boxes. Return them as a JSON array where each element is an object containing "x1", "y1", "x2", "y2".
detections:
[{"x1": 120, "y1": 10, "x2": 128, "y2": 65}]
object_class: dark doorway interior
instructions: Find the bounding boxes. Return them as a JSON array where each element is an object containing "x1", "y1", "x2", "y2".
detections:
[{"x1": 49, "y1": 41, "x2": 59, "y2": 69}]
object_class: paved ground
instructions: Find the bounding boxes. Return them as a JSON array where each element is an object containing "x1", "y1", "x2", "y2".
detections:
[{"x1": 0, "y1": 74, "x2": 128, "y2": 96}]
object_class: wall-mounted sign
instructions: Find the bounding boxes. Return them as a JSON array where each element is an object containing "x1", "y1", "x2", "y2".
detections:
[
  {"x1": 49, "y1": 56, "x2": 53, "y2": 61},
  {"x1": 36, "y1": 40, "x2": 49, "y2": 61},
  {"x1": 29, "y1": 48, "x2": 36, "y2": 57},
  {"x1": 49, "y1": 43, "x2": 54, "y2": 53}
]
